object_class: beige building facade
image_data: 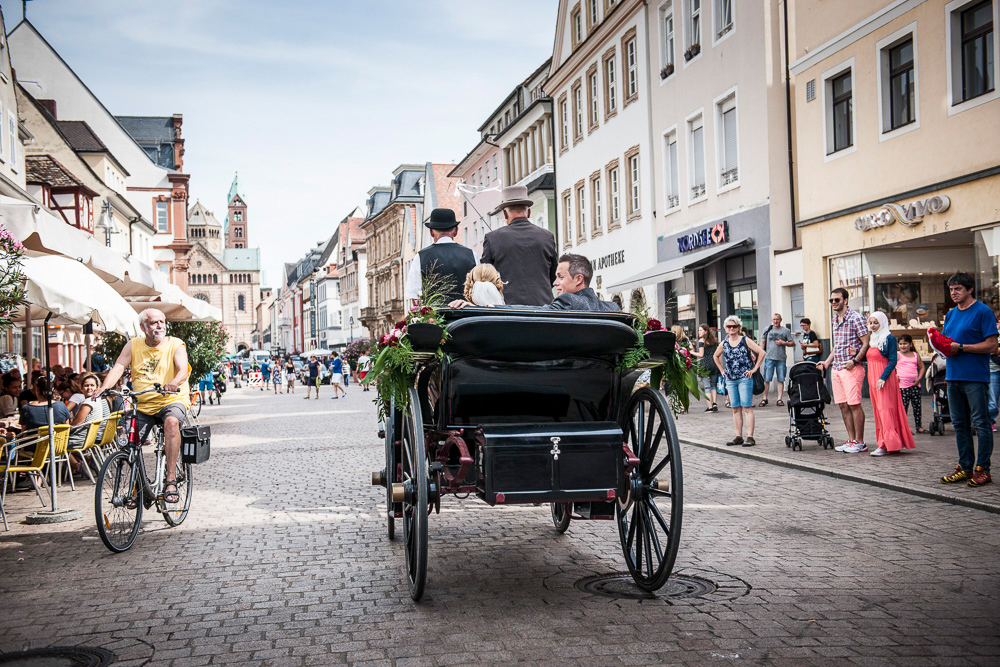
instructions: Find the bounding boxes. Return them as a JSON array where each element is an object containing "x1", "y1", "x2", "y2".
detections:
[{"x1": 791, "y1": 0, "x2": 1000, "y2": 349}]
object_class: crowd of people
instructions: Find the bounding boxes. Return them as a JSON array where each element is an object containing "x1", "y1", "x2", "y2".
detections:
[{"x1": 684, "y1": 272, "x2": 994, "y2": 489}]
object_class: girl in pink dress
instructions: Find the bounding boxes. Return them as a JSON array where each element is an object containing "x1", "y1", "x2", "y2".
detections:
[
  {"x1": 866, "y1": 312, "x2": 916, "y2": 456},
  {"x1": 896, "y1": 334, "x2": 926, "y2": 433}
]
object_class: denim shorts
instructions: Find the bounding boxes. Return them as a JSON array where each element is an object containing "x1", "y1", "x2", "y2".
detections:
[
  {"x1": 726, "y1": 376, "x2": 754, "y2": 408},
  {"x1": 763, "y1": 358, "x2": 786, "y2": 382}
]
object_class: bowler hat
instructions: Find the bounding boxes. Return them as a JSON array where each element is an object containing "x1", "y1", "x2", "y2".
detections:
[
  {"x1": 424, "y1": 208, "x2": 459, "y2": 230},
  {"x1": 490, "y1": 185, "x2": 534, "y2": 215}
]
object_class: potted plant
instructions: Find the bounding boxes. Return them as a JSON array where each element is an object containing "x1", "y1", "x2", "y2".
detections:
[
  {"x1": 660, "y1": 63, "x2": 675, "y2": 79},
  {"x1": 683, "y1": 43, "x2": 701, "y2": 61},
  {"x1": 0, "y1": 225, "x2": 27, "y2": 331}
]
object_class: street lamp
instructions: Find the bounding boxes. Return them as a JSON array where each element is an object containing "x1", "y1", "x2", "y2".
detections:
[
  {"x1": 95, "y1": 200, "x2": 119, "y2": 247},
  {"x1": 349, "y1": 316, "x2": 354, "y2": 343}
]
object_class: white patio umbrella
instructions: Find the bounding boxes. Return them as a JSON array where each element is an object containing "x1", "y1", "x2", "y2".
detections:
[
  {"x1": 12, "y1": 255, "x2": 141, "y2": 521},
  {"x1": 128, "y1": 283, "x2": 222, "y2": 322}
]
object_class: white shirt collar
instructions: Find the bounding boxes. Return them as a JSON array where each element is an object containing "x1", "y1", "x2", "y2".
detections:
[{"x1": 433, "y1": 237, "x2": 456, "y2": 245}]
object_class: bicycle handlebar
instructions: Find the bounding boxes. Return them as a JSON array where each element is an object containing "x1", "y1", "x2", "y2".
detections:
[{"x1": 102, "y1": 383, "x2": 179, "y2": 399}]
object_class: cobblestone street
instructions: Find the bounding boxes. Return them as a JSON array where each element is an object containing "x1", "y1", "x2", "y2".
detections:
[{"x1": 2, "y1": 385, "x2": 999, "y2": 666}]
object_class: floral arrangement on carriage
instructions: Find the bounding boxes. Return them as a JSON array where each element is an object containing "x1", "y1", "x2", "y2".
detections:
[
  {"x1": 362, "y1": 273, "x2": 453, "y2": 420},
  {"x1": 620, "y1": 306, "x2": 707, "y2": 415}
]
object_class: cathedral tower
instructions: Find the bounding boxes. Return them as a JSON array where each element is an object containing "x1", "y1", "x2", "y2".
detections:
[{"x1": 225, "y1": 173, "x2": 248, "y2": 249}]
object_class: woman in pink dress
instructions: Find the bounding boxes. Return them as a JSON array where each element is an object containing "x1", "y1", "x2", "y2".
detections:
[{"x1": 865, "y1": 311, "x2": 916, "y2": 456}]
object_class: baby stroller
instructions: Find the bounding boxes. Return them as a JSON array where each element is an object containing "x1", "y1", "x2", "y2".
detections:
[
  {"x1": 928, "y1": 355, "x2": 950, "y2": 435},
  {"x1": 785, "y1": 362, "x2": 834, "y2": 451}
]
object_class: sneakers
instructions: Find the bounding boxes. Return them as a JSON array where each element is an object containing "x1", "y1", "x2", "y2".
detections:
[
  {"x1": 844, "y1": 441, "x2": 868, "y2": 453},
  {"x1": 834, "y1": 440, "x2": 854, "y2": 452},
  {"x1": 726, "y1": 436, "x2": 744, "y2": 447},
  {"x1": 969, "y1": 466, "x2": 993, "y2": 487},
  {"x1": 870, "y1": 447, "x2": 887, "y2": 457},
  {"x1": 941, "y1": 465, "x2": 970, "y2": 484}
]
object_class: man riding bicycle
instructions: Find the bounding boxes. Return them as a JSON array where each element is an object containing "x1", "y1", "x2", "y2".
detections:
[{"x1": 97, "y1": 308, "x2": 190, "y2": 503}]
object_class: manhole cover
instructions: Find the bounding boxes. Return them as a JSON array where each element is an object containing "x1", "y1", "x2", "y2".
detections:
[
  {"x1": 575, "y1": 568, "x2": 751, "y2": 603},
  {"x1": 0, "y1": 647, "x2": 115, "y2": 667},
  {"x1": 577, "y1": 573, "x2": 717, "y2": 600}
]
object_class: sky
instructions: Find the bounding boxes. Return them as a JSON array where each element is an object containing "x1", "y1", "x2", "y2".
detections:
[{"x1": 3, "y1": 0, "x2": 559, "y2": 288}]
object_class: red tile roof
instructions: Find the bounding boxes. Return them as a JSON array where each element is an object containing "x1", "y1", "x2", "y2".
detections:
[{"x1": 431, "y1": 163, "x2": 461, "y2": 216}]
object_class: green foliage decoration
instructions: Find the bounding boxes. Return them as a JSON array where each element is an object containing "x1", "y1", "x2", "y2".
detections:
[{"x1": 0, "y1": 225, "x2": 27, "y2": 331}]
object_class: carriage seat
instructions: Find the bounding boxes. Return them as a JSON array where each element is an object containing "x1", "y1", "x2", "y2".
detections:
[{"x1": 442, "y1": 312, "x2": 638, "y2": 363}]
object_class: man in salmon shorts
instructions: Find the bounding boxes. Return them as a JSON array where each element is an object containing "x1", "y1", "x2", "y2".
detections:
[{"x1": 817, "y1": 287, "x2": 871, "y2": 453}]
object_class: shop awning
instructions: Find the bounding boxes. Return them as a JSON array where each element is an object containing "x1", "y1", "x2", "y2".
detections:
[
  {"x1": 128, "y1": 284, "x2": 222, "y2": 322},
  {"x1": 606, "y1": 238, "x2": 753, "y2": 293}
]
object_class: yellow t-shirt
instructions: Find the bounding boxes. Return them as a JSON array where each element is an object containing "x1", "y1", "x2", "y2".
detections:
[{"x1": 130, "y1": 336, "x2": 191, "y2": 415}]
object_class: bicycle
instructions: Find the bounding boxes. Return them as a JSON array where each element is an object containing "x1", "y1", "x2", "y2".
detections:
[{"x1": 95, "y1": 385, "x2": 193, "y2": 553}]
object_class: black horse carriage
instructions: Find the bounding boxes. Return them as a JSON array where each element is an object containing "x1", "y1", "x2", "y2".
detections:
[{"x1": 371, "y1": 308, "x2": 683, "y2": 601}]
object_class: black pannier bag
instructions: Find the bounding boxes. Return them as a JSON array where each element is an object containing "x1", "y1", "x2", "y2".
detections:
[{"x1": 181, "y1": 425, "x2": 211, "y2": 464}]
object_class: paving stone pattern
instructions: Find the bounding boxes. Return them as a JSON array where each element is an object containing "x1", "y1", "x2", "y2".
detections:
[
  {"x1": 1, "y1": 387, "x2": 998, "y2": 665},
  {"x1": 676, "y1": 393, "x2": 1000, "y2": 512}
]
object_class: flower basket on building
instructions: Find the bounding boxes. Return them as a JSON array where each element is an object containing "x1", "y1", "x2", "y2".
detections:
[
  {"x1": 683, "y1": 43, "x2": 701, "y2": 61},
  {"x1": 660, "y1": 63, "x2": 675, "y2": 79}
]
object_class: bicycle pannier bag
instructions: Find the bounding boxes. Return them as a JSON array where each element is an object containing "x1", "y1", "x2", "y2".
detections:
[{"x1": 181, "y1": 425, "x2": 211, "y2": 464}]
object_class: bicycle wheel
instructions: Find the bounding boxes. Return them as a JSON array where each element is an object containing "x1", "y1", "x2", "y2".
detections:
[
  {"x1": 163, "y1": 460, "x2": 193, "y2": 527},
  {"x1": 190, "y1": 393, "x2": 202, "y2": 419},
  {"x1": 214, "y1": 389, "x2": 222, "y2": 406},
  {"x1": 95, "y1": 449, "x2": 143, "y2": 553}
]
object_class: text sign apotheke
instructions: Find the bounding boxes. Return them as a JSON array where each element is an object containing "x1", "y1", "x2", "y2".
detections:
[
  {"x1": 855, "y1": 195, "x2": 951, "y2": 232},
  {"x1": 592, "y1": 250, "x2": 626, "y2": 271},
  {"x1": 677, "y1": 220, "x2": 729, "y2": 253}
]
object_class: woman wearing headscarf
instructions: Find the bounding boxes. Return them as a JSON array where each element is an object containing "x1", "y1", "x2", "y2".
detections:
[{"x1": 865, "y1": 310, "x2": 916, "y2": 456}]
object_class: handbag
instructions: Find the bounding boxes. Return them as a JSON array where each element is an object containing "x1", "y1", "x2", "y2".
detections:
[{"x1": 752, "y1": 370, "x2": 765, "y2": 396}]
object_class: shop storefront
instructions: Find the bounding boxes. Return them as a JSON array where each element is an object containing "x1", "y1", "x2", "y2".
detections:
[
  {"x1": 799, "y1": 171, "x2": 1000, "y2": 357},
  {"x1": 611, "y1": 204, "x2": 773, "y2": 339}
]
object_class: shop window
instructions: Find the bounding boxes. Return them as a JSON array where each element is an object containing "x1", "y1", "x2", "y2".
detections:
[
  {"x1": 728, "y1": 285, "x2": 759, "y2": 340},
  {"x1": 714, "y1": 0, "x2": 733, "y2": 41},
  {"x1": 716, "y1": 89, "x2": 739, "y2": 189},
  {"x1": 947, "y1": 0, "x2": 996, "y2": 108},
  {"x1": 823, "y1": 60, "x2": 855, "y2": 158},
  {"x1": 687, "y1": 113, "x2": 706, "y2": 201},
  {"x1": 663, "y1": 129, "x2": 680, "y2": 211}
]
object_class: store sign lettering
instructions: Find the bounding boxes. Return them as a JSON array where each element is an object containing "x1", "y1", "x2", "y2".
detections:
[
  {"x1": 677, "y1": 220, "x2": 729, "y2": 253},
  {"x1": 855, "y1": 195, "x2": 951, "y2": 232},
  {"x1": 592, "y1": 250, "x2": 626, "y2": 270}
]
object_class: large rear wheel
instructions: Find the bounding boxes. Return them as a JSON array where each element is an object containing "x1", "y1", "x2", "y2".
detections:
[
  {"x1": 384, "y1": 400, "x2": 398, "y2": 540},
  {"x1": 616, "y1": 387, "x2": 683, "y2": 592},
  {"x1": 95, "y1": 450, "x2": 143, "y2": 553},
  {"x1": 401, "y1": 387, "x2": 428, "y2": 601}
]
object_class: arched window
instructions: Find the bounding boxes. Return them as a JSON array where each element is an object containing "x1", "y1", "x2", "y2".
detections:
[
  {"x1": 238, "y1": 295, "x2": 245, "y2": 311},
  {"x1": 229, "y1": 274, "x2": 234, "y2": 283},
  {"x1": 213, "y1": 274, "x2": 218, "y2": 284}
]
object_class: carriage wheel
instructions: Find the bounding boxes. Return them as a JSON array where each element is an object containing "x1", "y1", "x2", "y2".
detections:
[
  {"x1": 383, "y1": 401, "x2": 397, "y2": 541},
  {"x1": 401, "y1": 387, "x2": 428, "y2": 601},
  {"x1": 616, "y1": 387, "x2": 683, "y2": 592},
  {"x1": 550, "y1": 502, "x2": 571, "y2": 533}
]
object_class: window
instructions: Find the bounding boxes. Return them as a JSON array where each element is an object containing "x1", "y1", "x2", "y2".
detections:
[
  {"x1": 621, "y1": 28, "x2": 639, "y2": 105},
  {"x1": 235, "y1": 227, "x2": 244, "y2": 238},
  {"x1": 960, "y1": 0, "x2": 995, "y2": 101},
  {"x1": 7, "y1": 111, "x2": 17, "y2": 172},
  {"x1": 603, "y1": 49, "x2": 618, "y2": 118},
  {"x1": 562, "y1": 190, "x2": 573, "y2": 245},
  {"x1": 559, "y1": 94, "x2": 569, "y2": 151},
  {"x1": 717, "y1": 91, "x2": 739, "y2": 187},
  {"x1": 688, "y1": 114, "x2": 706, "y2": 200},
  {"x1": 588, "y1": 0, "x2": 599, "y2": 30},
  {"x1": 572, "y1": 5, "x2": 583, "y2": 47},
  {"x1": 238, "y1": 295, "x2": 245, "y2": 311},
  {"x1": 588, "y1": 66, "x2": 599, "y2": 131},
  {"x1": 607, "y1": 161, "x2": 620, "y2": 225},
  {"x1": 493, "y1": 154, "x2": 498, "y2": 180},
  {"x1": 715, "y1": 0, "x2": 733, "y2": 40},
  {"x1": 234, "y1": 211, "x2": 243, "y2": 221},
  {"x1": 687, "y1": 0, "x2": 701, "y2": 49},
  {"x1": 661, "y1": 3, "x2": 675, "y2": 72},
  {"x1": 591, "y1": 173, "x2": 603, "y2": 233},
  {"x1": 624, "y1": 146, "x2": 640, "y2": 220},
  {"x1": 156, "y1": 201, "x2": 169, "y2": 233},
  {"x1": 829, "y1": 70, "x2": 853, "y2": 153},
  {"x1": 0, "y1": 101, "x2": 4, "y2": 164},
  {"x1": 573, "y1": 82, "x2": 583, "y2": 141},
  {"x1": 663, "y1": 130, "x2": 680, "y2": 210},
  {"x1": 883, "y1": 36, "x2": 916, "y2": 131},
  {"x1": 576, "y1": 182, "x2": 587, "y2": 238}
]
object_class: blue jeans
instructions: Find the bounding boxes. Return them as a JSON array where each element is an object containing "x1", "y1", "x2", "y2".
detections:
[
  {"x1": 726, "y1": 377, "x2": 754, "y2": 408},
  {"x1": 989, "y1": 370, "x2": 1000, "y2": 421},
  {"x1": 948, "y1": 381, "x2": 993, "y2": 473},
  {"x1": 763, "y1": 358, "x2": 786, "y2": 383}
]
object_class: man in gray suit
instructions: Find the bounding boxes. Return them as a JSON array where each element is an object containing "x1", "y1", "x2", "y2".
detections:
[
  {"x1": 481, "y1": 185, "x2": 558, "y2": 306},
  {"x1": 450, "y1": 253, "x2": 620, "y2": 313}
]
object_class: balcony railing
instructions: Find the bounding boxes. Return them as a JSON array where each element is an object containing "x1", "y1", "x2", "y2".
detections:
[
  {"x1": 360, "y1": 307, "x2": 377, "y2": 321},
  {"x1": 690, "y1": 183, "x2": 706, "y2": 199}
]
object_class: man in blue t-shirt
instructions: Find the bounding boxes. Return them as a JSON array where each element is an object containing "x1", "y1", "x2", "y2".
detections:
[
  {"x1": 260, "y1": 359, "x2": 271, "y2": 392},
  {"x1": 940, "y1": 272, "x2": 998, "y2": 488}
]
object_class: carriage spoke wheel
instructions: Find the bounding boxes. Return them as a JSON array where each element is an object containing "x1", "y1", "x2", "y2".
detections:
[
  {"x1": 384, "y1": 401, "x2": 398, "y2": 541},
  {"x1": 616, "y1": 387, "x2": 683, "y2": 592},
  {"x1": 401, "y1": 387, "x2": 428, "y2": 601}
]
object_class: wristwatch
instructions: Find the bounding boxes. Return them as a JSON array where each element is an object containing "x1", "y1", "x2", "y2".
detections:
[{"x1": 959, "y1": 343, "x2": 965, "y2": 353}]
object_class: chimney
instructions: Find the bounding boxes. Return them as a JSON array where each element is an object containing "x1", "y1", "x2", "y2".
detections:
[{"x1": 38, "y1": 99, "x2": 57, "y2": 119}]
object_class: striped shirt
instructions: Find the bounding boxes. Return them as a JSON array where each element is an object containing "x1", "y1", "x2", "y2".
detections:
[{"x1": 831, "y1": 307, "x2": 868, "y2": 370}]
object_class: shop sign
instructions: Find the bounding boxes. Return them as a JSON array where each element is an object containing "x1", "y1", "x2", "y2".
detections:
[
  {"x1": 592, "y1": 250, "x2": 626, "y2": 271},
  {"x1": 677, "y1": 220, "x2": 729, "y2": 253},
  {"x1": 855, "y1": 195, "x2": 951, "y2": 232}
]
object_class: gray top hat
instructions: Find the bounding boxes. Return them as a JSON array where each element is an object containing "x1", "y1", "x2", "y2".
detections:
[{"x1": 490, "y1": 185, "x2": 534, "y2": 215}]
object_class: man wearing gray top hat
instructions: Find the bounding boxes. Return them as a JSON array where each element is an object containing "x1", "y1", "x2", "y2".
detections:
[
  {"x1": 404, "y1": 208, "x2": 478, "y2": 305},
  {"x1": 481, "y1": 185, "x2": 559, "y2": 306}
]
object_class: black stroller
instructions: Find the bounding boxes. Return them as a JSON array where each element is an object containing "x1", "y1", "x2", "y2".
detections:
[
  {"x1": 785, "y1": 362, "x2": 834, "y2": 451},
  {"x1": 928, "y1": 357, "x2": 950, "y2": 435}
]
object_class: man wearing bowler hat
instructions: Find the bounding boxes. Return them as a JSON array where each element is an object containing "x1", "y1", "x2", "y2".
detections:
[
  {"x1": 481, "y1": 185, "x2": 558, "y2": 306},
  {"x1": 404, "y1": 208, "x2": 478, "y2": 305}
]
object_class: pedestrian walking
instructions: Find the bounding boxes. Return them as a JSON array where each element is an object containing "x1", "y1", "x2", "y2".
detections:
[
  {"x1": 358, "y1": 353, "x2": 371, "y2": 392},
  {"x1": 260, "y1": 358, "x2": 271, "y2": 391},
  {"x1": 865, "y1": 312, "x2": 916, "y2": 456},
  {"x1": 271, "y1": 361, "x2": 283, "y2": 394},
  {"x1": 328, "y1": 352, "x2": 347, "y2": 399},
  {"x1": 285, "y1": 357, "x2": 296, "y2": 394},
  {"x1": 714, "y1": 315, "x2": 765, "y2": 447},
  {"x1": 759, "y1": 313, "x2": 794, "y2": 407},
  {"x1": 818, "y1": 288, "x2": 870, "y2": 453},
  {"x1": 691, "y1": 324, "x2": 719, "y2": 412},
  {"x1": 798, "y1": 318, "x2": 822, "y2": 363},
  {"x1": 939, "y1": 272, "x2": 997, "y2": 487},
  {"x1": 305, "y1": 355, "x2": 321, "y2": 400},
  {"x1": 896, "y1": 334, "x2": 926, "y2": 434}
]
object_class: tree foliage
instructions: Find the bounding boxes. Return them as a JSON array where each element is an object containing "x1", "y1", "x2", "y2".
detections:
[
  {"x1": 167, "y1": 321, "x2": 231, "y2": 378},
  {"x1": 0, "y1": 225, "x2": 27, "y2": 331}
]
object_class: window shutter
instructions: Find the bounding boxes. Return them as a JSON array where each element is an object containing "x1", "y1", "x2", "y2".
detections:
[
  {"x1": 723, "y1": 108, "x2": 737, "y2": 173},
  {"x1": 693, "y1": 127, "x2": 705, "y2": 187},
  {"x1": 668, "y1": 139, "x2": 679, "y2": 202}
]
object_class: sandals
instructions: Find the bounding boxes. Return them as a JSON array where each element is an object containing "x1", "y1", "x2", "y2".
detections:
[
  {"x1": 776, "y1": 399, "x2": 784, "y2": 407},
  {"x1": 916, "y1": 427, "x2": 928, "y2": 434},
  {"x1": 758, "y1": 399, "x2": 769, "y2": 407},
  {"x1": 726, "y1": 436, "x2": 744, "y2": 447},
  {"x1": 163, "y1": 482, "x2": 180, "y2": 504},
  {"x1": 743, "y1": 437, "x2": 757, "y2": 447}
]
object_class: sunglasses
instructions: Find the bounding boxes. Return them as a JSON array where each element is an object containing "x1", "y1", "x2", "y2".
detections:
[
  {"x1": 725, "y1": 324, "x2": 739, "y2": 329},
  {"x1": 829, "y1": 298, "x2": 843, "y2": 304}
]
